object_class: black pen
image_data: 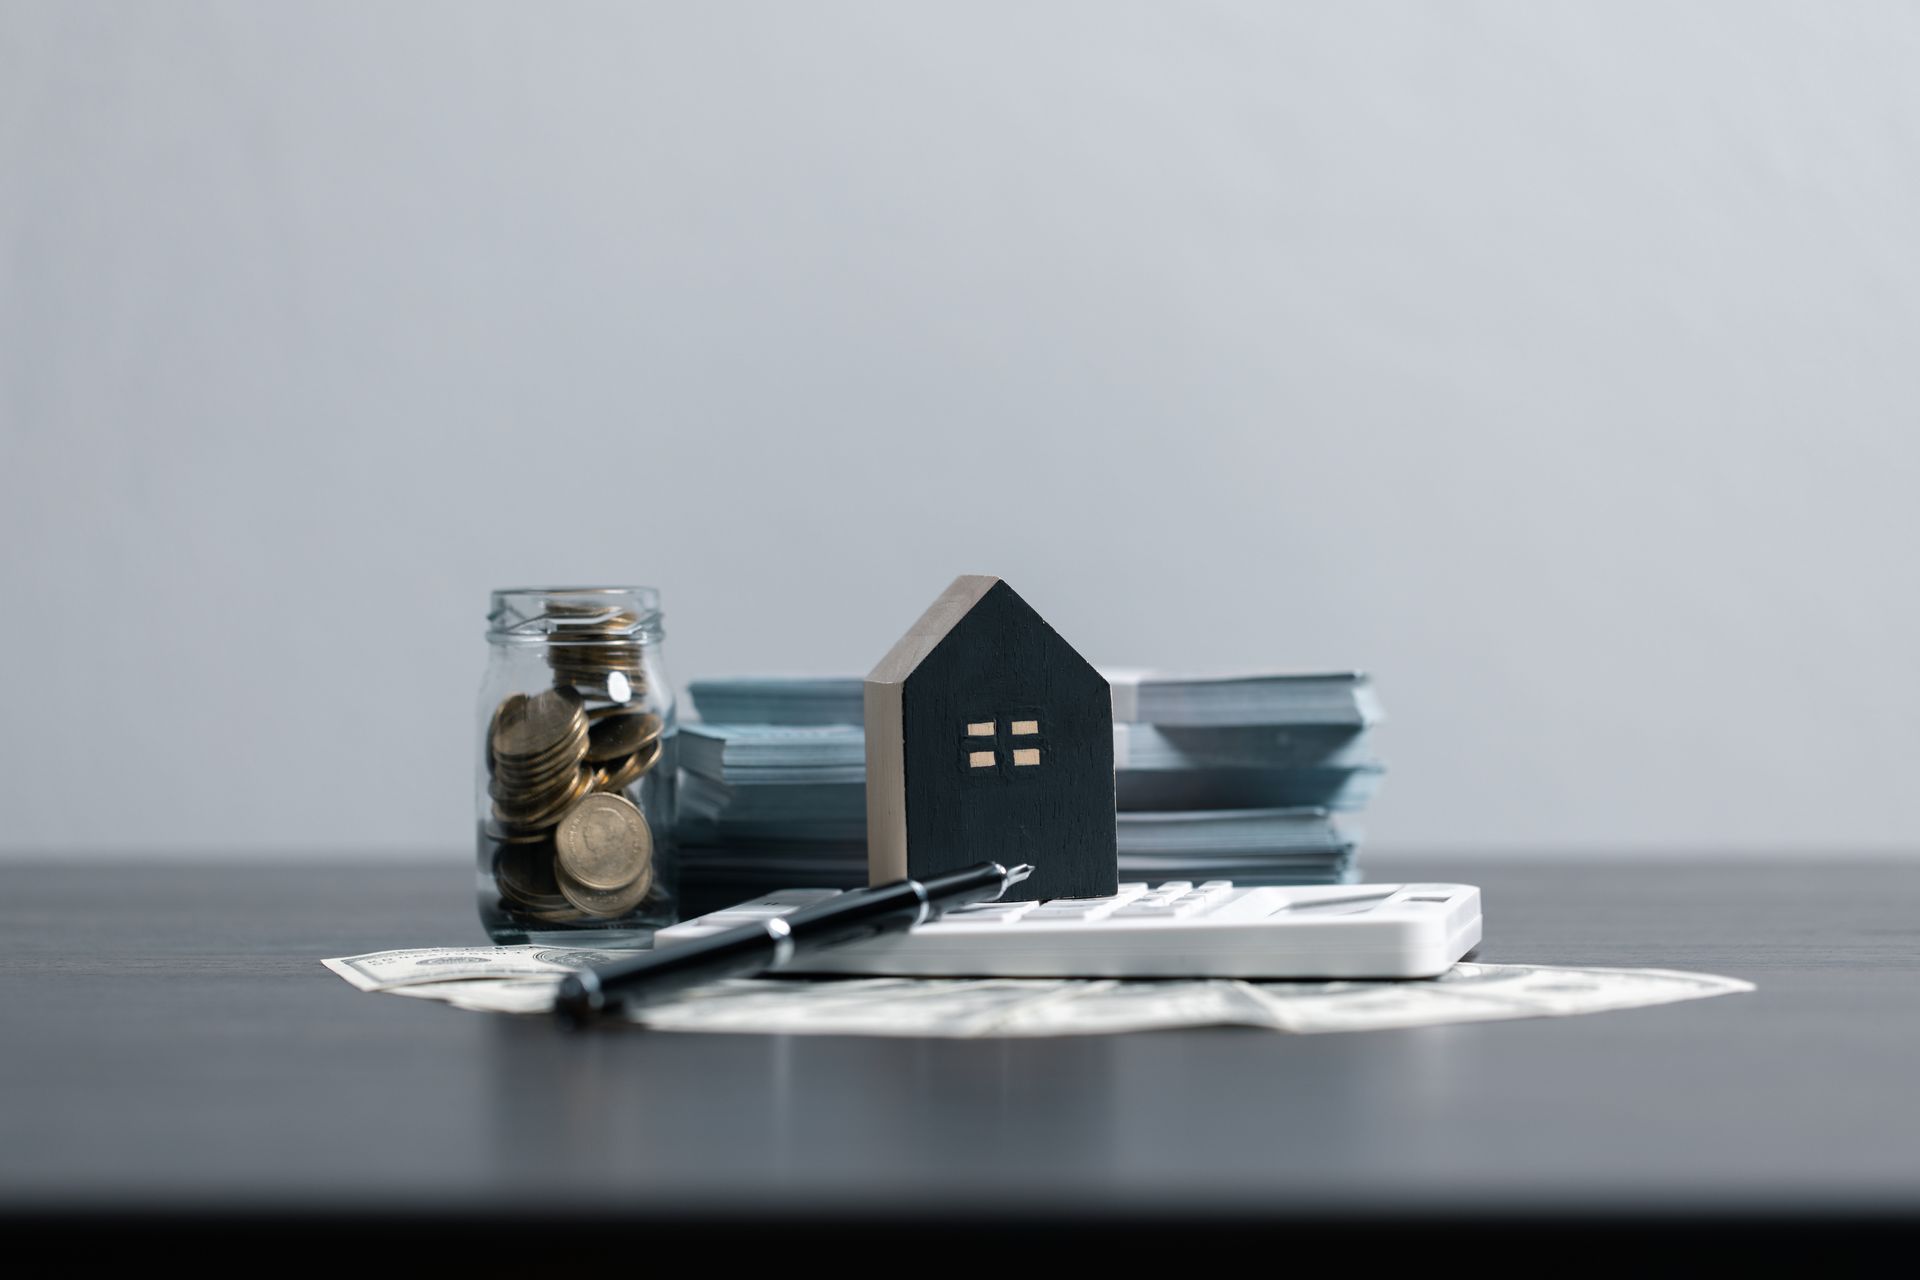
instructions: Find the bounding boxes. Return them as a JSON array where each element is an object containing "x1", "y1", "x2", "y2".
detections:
[{"x1": 554, "y1": 860, "x2": 1034, "y2": 1027}]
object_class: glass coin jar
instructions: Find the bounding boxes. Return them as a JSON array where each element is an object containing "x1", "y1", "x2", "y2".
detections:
[{"x1": 477, "y1": 587, "x2": 677, "y2": 945}]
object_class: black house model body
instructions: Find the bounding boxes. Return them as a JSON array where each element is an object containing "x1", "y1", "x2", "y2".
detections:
[{"x1": 865, "y1": 575, "x2": 1118, "y2": 902}]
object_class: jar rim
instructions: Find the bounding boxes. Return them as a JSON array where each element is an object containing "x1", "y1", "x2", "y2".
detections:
[
  {"x1": 493, "y1": 584, "x2": 657, "y2": 596},
  {"x1": 488, "y1": 586, "x2": 663, "y2": 644}
]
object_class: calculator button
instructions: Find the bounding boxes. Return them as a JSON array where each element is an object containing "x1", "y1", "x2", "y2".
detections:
[
  {"x1": 1025, "y1": 901, "x2": 1124, "y2": 920},
  {"x1": 1118, "y1": 895, "x2": 1213, "y2": 918}
]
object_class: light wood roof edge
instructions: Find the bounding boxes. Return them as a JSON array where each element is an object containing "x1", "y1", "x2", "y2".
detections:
[{"x1": 864, "y1": 574, "x2": 1001, "y2": 686}]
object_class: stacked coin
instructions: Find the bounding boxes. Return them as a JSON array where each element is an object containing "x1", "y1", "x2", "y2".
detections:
[
  {"x1": 545, "y1": 602, "x2": 649, "y2": 701},
  {"x1": 553, "y1": 792, "x2": 655, "y2": 917},
  {"x1": 487, "y1": 689, "x2": 592, "y2": 835},
  {"x1": 483, "y1": 607, "x2": 668, "y2": 924}
]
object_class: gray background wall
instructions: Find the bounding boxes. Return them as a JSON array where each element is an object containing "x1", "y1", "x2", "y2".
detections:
[{"x1": 4, "y1": 1, "x2": 1916, "y2": 858}]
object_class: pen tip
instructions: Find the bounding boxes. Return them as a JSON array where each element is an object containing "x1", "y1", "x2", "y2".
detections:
[{"x1": 1005, "y1": 863, "x2": 1034, "y2": 885}]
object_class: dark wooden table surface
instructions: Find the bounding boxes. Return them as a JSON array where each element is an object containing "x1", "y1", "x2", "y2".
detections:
[{"x1": 4, "y1": 855, "x2": 1918, "y2": 1236}]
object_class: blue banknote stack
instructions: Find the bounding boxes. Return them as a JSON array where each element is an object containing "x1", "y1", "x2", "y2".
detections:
[{"x1": 676, "y1": 672, "x2": 1384, "y2": 913}]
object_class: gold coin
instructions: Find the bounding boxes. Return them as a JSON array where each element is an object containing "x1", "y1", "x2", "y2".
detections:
[
  {"x1": 490, "y1": 734, "x2": 586, "y2": 785},
  {"x1": 555, "y1": 858, "x2": 653, "y2": 919},
  {"x1": 552, "y1": 662, "x2": 646, "y2": 683},
  {"x1": 551, "y1": 646, "x2": 644, "y2": 663},
  {"x1": 509, "y1": 894, "x2": 584, "y2": 925},
  {"x1": 496, "y1": 713, "x2": 587, "y2": 762},
  {"x1": 489, "y1": 764, "x2": 574, "y2": 804},
  {"x1": 584, "y1": 712, "x2": 663, "y2": 762},
  {"x1": 594, "y1": 744, "x2": 646, "y2": 793},
  {"x1": 488, "y1": 813, "x2": 561, "y2": 840},
  {"x1": 493, "y1": 840, "x2": 561, "y2": 900},
  {"x1": 597, "y1": 737, "x2": 663, "y2": 792},
  {"x1": 488, "y1": 763, "x2": 580, "y2": 810},
  {"x1": 491, "y1": 748, "x2": 586, "y2": 793},
  {"x1": 484, "y1": 819, "x2": 555, "y2": 845},
  {"x1": 492, "y1": 766, "x2": 594, "y2": 830},
  {"x1": 492, "y1": 746, "x2": 580, "y2": 786},
  {"x1": 549, "y1": 631, "x2": 641, "y2": 647},
  {"x1": 495, "y1": 877, "x2": 575, "y2": 919},
  {"x1": 491, "y1": 688, "x2": 585, "y2": 761},
  {"x1": 555, "y1": 674, "x2": 646, "y2": 704},
  {"x1": 484, "y1": 696, "x2": 519, "y2": 774},
  {"x1": 545, "y1": 603, "x2": 638, "y2": 630},
  {"x1": 554, "y1": 792, "x2": 653, "y2": 891},
  {"x1": 489, "y1": 725, "x2": 587, "y2": 794},
  {"x1": 557, "y1": 638, "x2": 642, "y2": 651},
  {"x1": 550, "y1": 638, "x2": 621, "y2": 649}
]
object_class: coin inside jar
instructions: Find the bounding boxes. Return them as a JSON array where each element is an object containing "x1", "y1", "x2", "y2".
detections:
[
  {"x1": 493, "y1": 839, "x2": 562, "y2": 900},
  {"x1": 595, "y1": 737, "x2": 662, "y2": 794},
  {"x1": 554, "y1": 792, "x2": 653, "y2": 891},
  {"x1": 492, "y1": 765, "x2": 595, "y2": 830},
  {"x1": 485, "y1": 819, "x2": 558, "y2": 845},
  {"x1": 489, "y1": 745, "x2": 584, "y2": 794},
  {"x1": 555, "y1": 861, "x2": 654, "y2": 918},
  {"x1": 491, "y1": 688, "x2": 586, "y2": 761},
  {"x1": 584, "y1": 711, "x2": 663, "y2": 762},
  {"x1": 544, "y1": 602, "x2": 640, "y2": 633}
]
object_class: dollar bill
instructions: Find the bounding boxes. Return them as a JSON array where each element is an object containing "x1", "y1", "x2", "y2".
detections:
[
  {"x1": 325, "y1": 948, "x2": 1752, "y2": 1035},
  {"x1": 625, "y1": 965, "x2": 1754, "y2": 1037},
  {"x1": 1231, "y1": 963, "x2": 1754, "y2": 1035},
  {"x1": 321, "y1": 945, "x2": 638, "y2": 992},
  {"x1": 387, "y1": 978, "x2": 576, "y2": 1014}
]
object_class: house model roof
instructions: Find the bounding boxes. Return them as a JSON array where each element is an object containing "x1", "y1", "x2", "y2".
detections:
[{"x1": 865, "y1": 574, "x2": 1002, "y2": 687}]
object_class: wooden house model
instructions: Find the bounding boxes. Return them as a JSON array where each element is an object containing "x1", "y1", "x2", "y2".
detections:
[{"x1": 864, "y1": 575, "x2": 1117, "y2": 902}]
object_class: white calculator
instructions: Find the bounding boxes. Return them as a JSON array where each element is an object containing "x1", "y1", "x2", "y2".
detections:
[{"x1": 657, "y1": 881, "x2": 1483, "y2": 980}]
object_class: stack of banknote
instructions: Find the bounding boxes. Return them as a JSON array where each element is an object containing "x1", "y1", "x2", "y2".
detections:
[{"x1": 676, "y1": 671, "x2": 1384, "y2": 912}]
